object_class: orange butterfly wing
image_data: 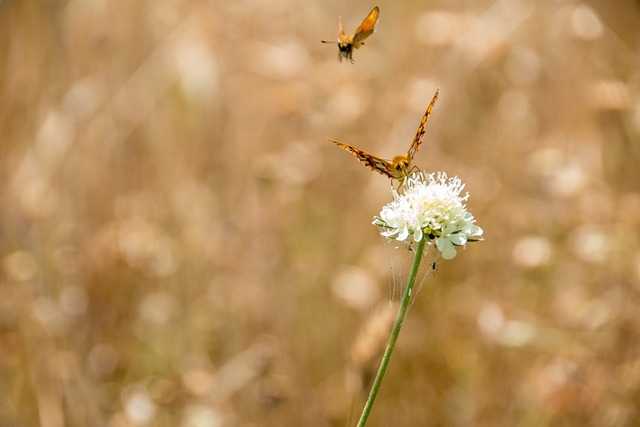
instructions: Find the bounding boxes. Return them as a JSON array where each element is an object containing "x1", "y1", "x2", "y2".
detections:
[
  {"x1": 338, "y1": 17, "x2": 347, "y2": 41},
  {"x1": 352, "y1": 6, "x2": 380, "y2": 46},
  {"x1": 407, "y1": 88, "x2": 440, "y2": 161}
]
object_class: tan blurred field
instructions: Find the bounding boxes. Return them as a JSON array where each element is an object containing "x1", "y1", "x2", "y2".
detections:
[{"x1": 2, "y1": 1, "x2": 640, "y2": 426}]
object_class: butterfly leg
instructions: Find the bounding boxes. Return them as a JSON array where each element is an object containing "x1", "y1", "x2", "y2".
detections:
[{"x1": 408, "y1": 165, "x2": 422, "y2": 178}]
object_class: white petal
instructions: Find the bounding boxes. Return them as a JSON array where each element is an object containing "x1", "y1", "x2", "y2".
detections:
[
  {"x1": 441, "y1": 243, "x2": 458, "y2": 259},
  {"x1": 414, "y1": 227, "x2": 423, "y2": 242},
  {"x1": 450, "y1": 234, "x2": 467, "y2": 246}
]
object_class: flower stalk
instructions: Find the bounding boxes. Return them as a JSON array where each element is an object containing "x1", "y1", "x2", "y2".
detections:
[{"x1": 356, "y1": 237, "x2": 426, "y2": 427}]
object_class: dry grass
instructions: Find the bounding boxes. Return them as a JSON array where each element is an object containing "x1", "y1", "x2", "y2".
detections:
[{"x1": 2, "y1": 0, "x2": 640, "y2": 426}]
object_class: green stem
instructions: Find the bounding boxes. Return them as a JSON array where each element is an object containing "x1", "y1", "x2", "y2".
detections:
[{"x1": 356, "y1": 238, "x2": 427, "y2": 427}]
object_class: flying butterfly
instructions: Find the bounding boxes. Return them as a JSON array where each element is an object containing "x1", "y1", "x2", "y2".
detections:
[
  {"x1": 321, "y1": 6, "x2": 380, "y2": 63},
  {"x1": 328, "y1": 88, "x2": 440, "y2": 183}
]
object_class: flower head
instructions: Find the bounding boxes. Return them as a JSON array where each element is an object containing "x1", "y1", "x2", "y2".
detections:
[{"x1": 373, "y1": 171, "x2": 483, "y2": 259}]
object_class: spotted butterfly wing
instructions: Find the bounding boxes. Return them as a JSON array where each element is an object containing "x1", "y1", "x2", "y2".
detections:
[
  {"x1": 328, "y1": 139, "x2": 403, "y2": 180},
  {"x1": 407, "y1": 88, "x2": 440, "y2": 161}
]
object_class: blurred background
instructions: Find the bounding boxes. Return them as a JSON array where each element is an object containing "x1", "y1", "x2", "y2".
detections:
[{"x1": 2, "y1": 0, "x2": 640, "y2": 426}]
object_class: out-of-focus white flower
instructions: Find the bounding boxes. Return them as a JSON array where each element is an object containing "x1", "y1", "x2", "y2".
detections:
[{"x1": 373, "y1": 172, "x2": 483, "y2": 259}]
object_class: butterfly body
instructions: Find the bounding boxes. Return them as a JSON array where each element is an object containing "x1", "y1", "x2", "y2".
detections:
[
  {"x1": 322, "y1": 6, "x2": 379, "y2": 63},
  {"x1": 329, "y1": 88, "x2": 440, "y2": 183}
]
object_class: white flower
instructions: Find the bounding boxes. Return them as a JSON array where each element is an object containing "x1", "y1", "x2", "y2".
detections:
[{"x1": 373, "y1": 172, "x2": 483, "y2": 259}]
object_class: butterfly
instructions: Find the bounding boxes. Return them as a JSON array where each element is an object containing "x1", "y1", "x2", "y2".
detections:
[
  {"x1": 321, "y1": 6, "x2": 380, "y2": 63},
  {"x1": 328, "y1": 88, "x2": 440, "y2": 183}
]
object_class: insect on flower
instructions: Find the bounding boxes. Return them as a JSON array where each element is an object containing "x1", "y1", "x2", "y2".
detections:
[
  {"x1": 321, "y1": 6, "x2": 380, "y2": 63},
  {"x1": 328, "y1": 88, "x2": 440, "y2": 184}
]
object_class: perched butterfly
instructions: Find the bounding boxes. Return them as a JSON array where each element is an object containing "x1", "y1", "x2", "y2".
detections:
[
  {"x1": 321, "y1": 6, "x2": 380, "y2": 63},
  {"x1": 328, "y1": 88, "x2": 440, "y2": 183}
]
